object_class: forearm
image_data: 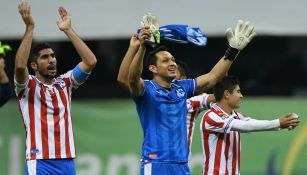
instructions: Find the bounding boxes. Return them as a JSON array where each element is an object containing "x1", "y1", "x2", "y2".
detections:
[
  {"x1": 117, "y1": 45, "x2": 139, "y2": 91},
  {"x1": 231, "y1": 119, "x2": 280, "y2": 132},
  {"x1": 15, "y1": 26, "x2": 33, "y2": 83},
  {"x1": 128, "y1": 46, "x2": 145, "y2": 94},
  {"x1": 15, "y1": 27, "x2": 33, "y2": 69},
  {"x1": 197, "y1": 57, "x2": 232, "y2": 92},
  {"x1": 64, "y1": 29, "x2": 97, "y2": 71}
]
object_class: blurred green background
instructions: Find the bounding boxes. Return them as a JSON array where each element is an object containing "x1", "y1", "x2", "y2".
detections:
[{"x1": 0, "y1": 98, "x2": 306, "y2": 175}]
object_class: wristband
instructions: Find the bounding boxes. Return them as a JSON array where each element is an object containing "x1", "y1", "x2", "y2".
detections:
[{"x1": 224, "y1": 45, "x2": 240, "y2": 61}]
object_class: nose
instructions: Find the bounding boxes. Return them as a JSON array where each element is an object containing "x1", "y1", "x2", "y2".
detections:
[
  {"x1": 240, "y1": 93, "x2": 243, "y2": 98},
  {"x1": 49, "y1": 56, "x2": 56, "y2": 63}
]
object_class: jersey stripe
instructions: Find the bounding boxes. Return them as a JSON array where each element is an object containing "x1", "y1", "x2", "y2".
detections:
[
  {"x1": 29, "y1": 79, "x2": 37, "y2": 160},
  {"x1": 51, "y1": 89, "x2": 61, "y2": 158},
  {"x1": 40, "y1": 87, "x2": 49, "y2": 159}
]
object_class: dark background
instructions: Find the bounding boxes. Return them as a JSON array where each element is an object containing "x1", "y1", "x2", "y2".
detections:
[{"x1": 2, "y1": 36, "x2": 307, "y2": 98}]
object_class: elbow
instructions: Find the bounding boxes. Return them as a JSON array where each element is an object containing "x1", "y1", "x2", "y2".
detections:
[
  {"x1": 117, "y1": 76, "x2": 126, "y2": 87},
  {"x1": 88, "y1": 57, "x2": 97, "y2": 67}
]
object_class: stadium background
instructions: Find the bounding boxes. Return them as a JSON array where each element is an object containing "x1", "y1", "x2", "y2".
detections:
[{"x1": 0, "y1": 0, "x2": 306, "y2": 174}]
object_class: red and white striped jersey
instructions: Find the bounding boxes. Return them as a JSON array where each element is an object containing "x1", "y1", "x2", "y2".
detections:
[
  {"x1": 200, "y1": 103, "x2": 250, "y2": 175},
  {"x1": 186, "y1": 93, "x2": 210, "y2": 161},
  {"x1": 14, "y1": 70, "x2": 83, "y2": 160}
]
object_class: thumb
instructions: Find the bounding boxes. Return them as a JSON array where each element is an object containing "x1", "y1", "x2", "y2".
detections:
[{"x1": 225, "y1": 28, "x2": 234, "y2": 41}]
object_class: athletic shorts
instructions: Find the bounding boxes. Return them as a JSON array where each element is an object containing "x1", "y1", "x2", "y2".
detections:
[
  {"x1": 25, "y1": 158, "x2": 76, "y2": 175},
  {"x1": 140, "y1": 162, "x2": 191, "y2": 175}
]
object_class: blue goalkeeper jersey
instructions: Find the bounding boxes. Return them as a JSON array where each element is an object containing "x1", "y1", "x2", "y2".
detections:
[{"x1": 133, "y1": 79, "x2": 197, "y2": 163}]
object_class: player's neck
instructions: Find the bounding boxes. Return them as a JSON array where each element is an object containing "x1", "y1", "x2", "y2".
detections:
[
  {"x1": 153, "y1": 76, "x2": 172, "y2": 89},
  {"x1": 35, "y1": 73, "x2": 55, "y2": 85},
  {"x1": 216, "y1": 102, "x2": 233, "y2": 115}
]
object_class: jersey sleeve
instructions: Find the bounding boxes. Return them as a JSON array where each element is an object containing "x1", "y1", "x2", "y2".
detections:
[
  {"x1": 203, "y1": 111, "x2": 235, "y2": 133},
  {"x1": 187, "y1": 93, "x2": 210, "y2": 114},
  {"x1": 132, "y1": 80, "x2": 149, "y2": 103},
  {"x1": 177, "y1": 79, "x2": 197, "y2": 98},
  {"x1": 14, "y1": 75, "x2": 30, "y2": 98},
  {"x1": 60, "y1": 70, "x2": 87, "y2": 90},
  {"x1": 235, "y1": 111, "x2": 252, "y2": 121}
]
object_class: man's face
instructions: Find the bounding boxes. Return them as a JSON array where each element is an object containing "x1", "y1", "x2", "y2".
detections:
[
  {"x1": 226, "y1": 85, "x2": 243, "y2": 109},
  {"x1": 152, "y1": 51, "x2": 177, "y2": 81},
  {"x1": 32, "y1": 48, "x2": 57, "y2": 79}
]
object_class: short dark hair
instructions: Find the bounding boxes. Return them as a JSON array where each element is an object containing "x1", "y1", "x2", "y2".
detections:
[
  {"x1": 30, "y1": 43, "x2": 52, "y2": 63},
  {"x1": 143, "y1": 44, "x2": 168, "y2": 79},
  {"x1": 145, "y1": 44, "x2": 168, "y2": 67},
  {"x1": 214, "y1": 76, "x2": 240, "y2": 101}
]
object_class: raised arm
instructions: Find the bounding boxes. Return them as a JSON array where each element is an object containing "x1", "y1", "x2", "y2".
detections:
[
  {"x1": 196, "y1": 20, "x2": 256, "y2": 93},
  {"x1": 128, "y1": 28, "x2": 151, "y2": 96},
  {"x1": 117, "y1": 35, "x2": 140, "y2": 91},
  {"x1": 15, "y1": 2, "x2": 35, "y2": 84},
  {"x1": 57, "y1": 6, "x2": 97, "y2": 75},
  {"x1": 231, "y1": 113, "x2": 300, "y2": 132}
]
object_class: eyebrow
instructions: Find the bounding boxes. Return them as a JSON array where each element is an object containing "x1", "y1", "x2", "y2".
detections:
[{"x1": 40, "y1": 53, "x2": 55, "y2": 58}]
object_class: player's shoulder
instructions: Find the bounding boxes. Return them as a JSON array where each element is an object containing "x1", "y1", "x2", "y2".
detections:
[
  {"x1": 58, "y1": 70, "x2": 73, "y2": 79},
  {"x1": 203, "y1": 107, "x2": 223, "y2": 119},
  {"x1": 234, "y1": 111, "x2": 250, "y2": 120}
]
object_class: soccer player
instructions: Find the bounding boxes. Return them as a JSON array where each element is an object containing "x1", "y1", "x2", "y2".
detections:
[
  {"x1": 200, "y1": 76, "x2": 300, "y2": 175},
  {"x1": 128, "y1": 19, "x2": 256, "y2": 175},
  {"x1": 15, "y1": 2, "x2": 97, "y2": 174},
  {"x1": 0, "y1": 45, "x2": 13, "y2": 107}
]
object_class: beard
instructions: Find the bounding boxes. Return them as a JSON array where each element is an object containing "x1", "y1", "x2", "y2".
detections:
[{"x1": 37, "y1": 66, "x2": 57, "y2": 79}]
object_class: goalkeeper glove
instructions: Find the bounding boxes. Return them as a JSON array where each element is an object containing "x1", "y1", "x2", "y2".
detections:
[
  {"x1": 0, "y1": 42, "x2": 12, "y2": 56},
  {"x1": 141, "y1": 13, "x2": 160, "y2": 44},
  {"x1": 224, "y1": 20, "x2": 256, "y2": 60}
]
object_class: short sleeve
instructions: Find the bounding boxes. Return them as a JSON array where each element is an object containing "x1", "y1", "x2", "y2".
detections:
[
  {"x1": 60, "y1": 70, "x2": 86, "y2": 90},
  {"x1": 14, "y1": 76, "x2": 30, "y2": 97},
  {"x1": 176, "y1": 79, "x2": 197, "y2": 98}
]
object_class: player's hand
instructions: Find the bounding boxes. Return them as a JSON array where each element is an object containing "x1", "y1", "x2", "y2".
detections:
[
  {"x1": 279, "y1": 113, "x2": 300, "y2": 129},
  {"x1": 18, "y1": 2, "x2": 35, "y2": 28},
  {"x1": 130, "y1": 35, "x2": 141, "y2": 48},
  {"x1": 226, "y1": 20, "x2": 256, "y2": 51},
  {"x1": 141, "y1": 13, "x2": 160, "y2": 43},
  {"x1": 138, "y1": 28, "x2": 152, "y2": 46},
  {"x1": 57, "y1": 6, "x2": 72, "y2": 32}
]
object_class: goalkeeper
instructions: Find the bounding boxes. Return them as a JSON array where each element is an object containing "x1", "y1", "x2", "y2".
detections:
[
  {"x1": 0, "y1": 41, "x2": 13, "y2": 107},
  {"x1": 118, "y1": 14, "x2": 256, "y2": 175}
]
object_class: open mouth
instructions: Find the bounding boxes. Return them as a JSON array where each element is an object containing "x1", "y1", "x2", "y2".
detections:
[
  {"x1": 47, "y1": 65, "x2": 56, "y2": 73},
  {"x1": 168, "y1": 67, "x2": 176, "y2": 73}
]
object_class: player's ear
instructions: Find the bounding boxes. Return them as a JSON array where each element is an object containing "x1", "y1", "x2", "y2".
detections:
[
  {"x1": 224, "y1": 90, "x2": 230, "y2": 99},
  {"x1": 149, "y1": 65, "x2": 157, "y2": 73},
  {"x1": 30, "y1": 62, "x2": 37, "y2": 71}
]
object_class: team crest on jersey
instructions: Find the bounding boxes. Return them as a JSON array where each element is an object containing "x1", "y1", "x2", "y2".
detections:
[
  {"x1": 55, "y1": 80, "x2": 66, "y2": 90},
  {"x1": 176, "y1": 88, "x2": 185, "y2": 97}
]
